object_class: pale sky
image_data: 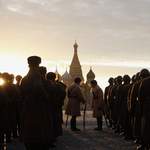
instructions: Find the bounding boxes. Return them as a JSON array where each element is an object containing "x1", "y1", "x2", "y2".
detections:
[{"x1": 1, "y1": 0, "x2": 150, "y2": 90}]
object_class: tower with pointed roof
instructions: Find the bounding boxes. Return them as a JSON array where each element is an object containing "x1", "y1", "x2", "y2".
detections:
[{"x1": 69, "y1": 41, "x2": 84, "y2": 83}]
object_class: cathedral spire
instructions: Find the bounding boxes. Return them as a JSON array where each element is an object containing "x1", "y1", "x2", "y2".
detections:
[
  {"x1": 73, "y1": 41, "x2": 78, "y2": 53},
  {"x1": 70, "y1": 41, "x2": 81, "y2": 67},
  {"x1": 69, "y1": 41, "x2": 83, "y2": 83}
]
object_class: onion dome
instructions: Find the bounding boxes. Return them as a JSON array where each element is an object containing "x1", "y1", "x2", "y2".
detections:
[
  {"x1": 55, "y1": 67, "x2": 61, "y2": 81},
  {"x1": 61, "y1": 70, "x2": 72, "y2": 81},
  {"x1": 87, "y1": 67, "x2": 95, "y2": 79}
]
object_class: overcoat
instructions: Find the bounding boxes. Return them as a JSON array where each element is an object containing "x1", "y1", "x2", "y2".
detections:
[
  {"x1": 91, "y1": 85, "x2": 103, "y2": 118},
  {"x1": 0, "y1": 86, "x2": 9, "y2": 135},
  {"x1": 130, "y1": 80, "x2": 142, "y2": 137},
  {"x1": 19, "y1": 68, "x2": 48, "y2": 143},
  {"x1": 50, "y1": 81, "x2": 63, "y2": 137},
  {"x1": 118, "y1": 84, "x2": 131, "y2": 126},
  {"x1": 138, "y1": 76, "x2": 150, "y2": 141},
  {"x1": 65, "y1": 83, "x2": 85, "y2": 117},
  {"x1": 109, "y1": 84, "x2": 118, "y2": 120},
  {"x1": 3, "y1": 82, "x2": 20, "y2": 131},
  {"x1": 55, "y1": 81, "x2": 66, "y2": 124},
  {"x1": 106, "y1": 85, "x2": 116, "y2": 120}
]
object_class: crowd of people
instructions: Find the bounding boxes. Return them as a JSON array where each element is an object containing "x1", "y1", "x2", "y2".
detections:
[
  {"x1": 104, "y1": 69, "x2": 150, "y2": 150},
  {"x1": 0, "y1": 56, "x2": 66, "y2": 150},
  {"x1": 0, "y1": 55, "x2": 150, "y2": 150}
]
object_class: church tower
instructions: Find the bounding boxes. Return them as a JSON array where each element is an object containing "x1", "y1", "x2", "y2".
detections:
[{"x1": 69, "y1": 41, "x2": 84, "y2": 83}]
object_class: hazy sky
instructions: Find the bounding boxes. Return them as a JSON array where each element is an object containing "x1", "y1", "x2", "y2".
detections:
[{"x1": 1, "y1": 0, "x2": 150, "y2": 89}]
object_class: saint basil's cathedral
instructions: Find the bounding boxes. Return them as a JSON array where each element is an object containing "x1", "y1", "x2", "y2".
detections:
[{"x1": 55, "y1": 42, "x2": 96, "y2": 110}]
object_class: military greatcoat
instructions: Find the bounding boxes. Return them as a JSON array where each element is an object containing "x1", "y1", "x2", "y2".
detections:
[
  {"x1": 138, "y1": 76, "x2": 150, "y2": 141},
  {"x1": 130, "y1": 80, "x2": 142, "y2": 137},
  {"x1": 91, "y1": 85, "x2": 103, "y2": 118},
  {"x1": 19, "y1": 68, "x2": 48, "y2": 143},
  {"x1": 0, "y1": 86, "x2": 9, "y2": 135},
  {"x1": 65, "y1": 83, "x2": 85, "y2": 117}
]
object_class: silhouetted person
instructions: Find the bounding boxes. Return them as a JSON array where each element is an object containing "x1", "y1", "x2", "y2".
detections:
[
  {"x1": 118, "y1": 75, "x2": 132, "y2": 139},
  {"x1": 39, "y1": 67, "x2": 59, "y2": 149},
  {"x1": 0, "y1": 81, "x2": 9, "y2": 148},
  {"x1": 8, "y1": 74, "x2": 20, "y2": 138},
  {"x1": 110, "y1": 76, "x2": 122, "y2": 130},
  {"x1": 8, "y1": 74, "x2": 14, "y2": 84},
  {"x1": 104, "y1": 77, "x2": 114, "y2": 127},
  {"x1": 2, "y1": 72, "x2": 20, "y2": 142},
  {"x1": 19, "y1": 56, "x2": 48, "y2": 150},
  {"x1": 16, "y1": 75, "x2": 22, "y2": 88},
  {"x1": 90, "y1": 80, "x2": 103, "y2": 130},
  {"x1": 46, "y1": 72, "x2": 63, "y2": 139},
  {"x1": 130, "y1": 69, "x2": 150, "y2": 147},
  {"x1": 15, "y1": 75, "x2": 22, "y2": 136},
  {"x1": 114, "y1": 74, "x2": 130, "y2": 133},
  {"x1": 137, "y1": 71, "x2": 150, "y2": 150}
]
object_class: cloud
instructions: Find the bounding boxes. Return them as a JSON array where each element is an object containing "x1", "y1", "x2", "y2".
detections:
[{"x1": 0, "y1": 0, "x2": 150, "y2": 65}]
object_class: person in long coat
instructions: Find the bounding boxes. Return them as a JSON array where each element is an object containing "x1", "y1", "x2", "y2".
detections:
[
  {"x1": 46, "y1": 72, "x2": 63, "y2": 137},
  {"x1": 110, "y1": 76, "x2": 122, "y2": 130},
  {"x1": 114, "y1": 75, "x2": 130, "y2": 133},
  {"x1": 38, "y1": 67, "x2": 56, "y2": 149},
  {"x1": 15, "y1": 75, "x2": 22, "y2": 136},
  {"x1": 2, "y1": 72, "x2": 20, "y2": 142},
  {"x1": 136, "y1": 72, "x2": 150, "y2": 150},
  {"x1": 19, "y1": 56, "x2": 48, "y2": 150},
  {"x1": 65, "y1": 77, "x2": 86, "y2": 131},
  {"x1": 90, "y1": 80, "x2": 103, "y2": 130},
  {"x1": 104, "y1": 77, "x2": 114, "y2": 127},
  {"x1": 129, "y1": 69, "x2": 149, "y2": 145},
  {"x1": 0, "y1": 85, "x2": 9, "y2": 148}
]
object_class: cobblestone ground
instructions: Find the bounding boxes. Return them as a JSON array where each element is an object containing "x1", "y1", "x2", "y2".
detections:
[{"x1": 0, "y1": 111, "x2": 140, "y2": 150}]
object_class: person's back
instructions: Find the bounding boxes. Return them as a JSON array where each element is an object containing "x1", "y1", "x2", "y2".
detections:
[
  {"x1": 19, "y1": 56, "x2": 48, "y2": 150},
  {"x1": 137, "y1": 76, "x2": 150, "y2": 150}
]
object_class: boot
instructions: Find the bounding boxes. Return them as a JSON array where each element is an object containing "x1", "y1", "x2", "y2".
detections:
[
  {"x1": 70, "y1": 119, "x2": 74, "y2": 130},
  {"x1": 74, "y1": 119, "x2": 80, "y2": 131},
  {"x1": 94, "y1": 117, "x2": 102, "y2": 130},
  {"x1": 108, "y1": 120, "x2": 112, "y2": 127},
  {"x1": 71, "y1": 117, "x2": 76, "y2": 131}
]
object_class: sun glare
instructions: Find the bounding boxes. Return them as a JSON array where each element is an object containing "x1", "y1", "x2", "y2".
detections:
[
  {"x1": 0, "y1": 79, "x2": 3, "y2": 85},
  {"x1": 0, "y1": 54, "x2": 28, "y2": 77}
]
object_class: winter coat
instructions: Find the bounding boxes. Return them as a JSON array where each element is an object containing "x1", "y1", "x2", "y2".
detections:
[
  {"x1": 91, "y1": 85, "x2": 103, "y2": 118},
  {"x1": 19, "y1": 68, "x2": 48, "y2": 143},
  {"x1": 65, "y1": 83, "x2": 85, "y2": 117},
  {"x1": 138, "y1": 76, "x2": 150, "y2": 141}
]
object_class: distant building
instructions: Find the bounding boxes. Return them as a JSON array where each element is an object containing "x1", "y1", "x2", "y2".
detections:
[{"x1": 61, "y1": 41, "x2": 96, "y2": 110}]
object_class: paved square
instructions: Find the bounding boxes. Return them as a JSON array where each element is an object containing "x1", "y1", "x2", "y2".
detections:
[{"x1": 1, "y1": 111, "x2": 139, "y2": 150}]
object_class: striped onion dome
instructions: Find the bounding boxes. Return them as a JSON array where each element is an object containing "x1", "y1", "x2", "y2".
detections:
[{"x1": 61, "y1": 70, "x2": 72, "y2": 81}]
